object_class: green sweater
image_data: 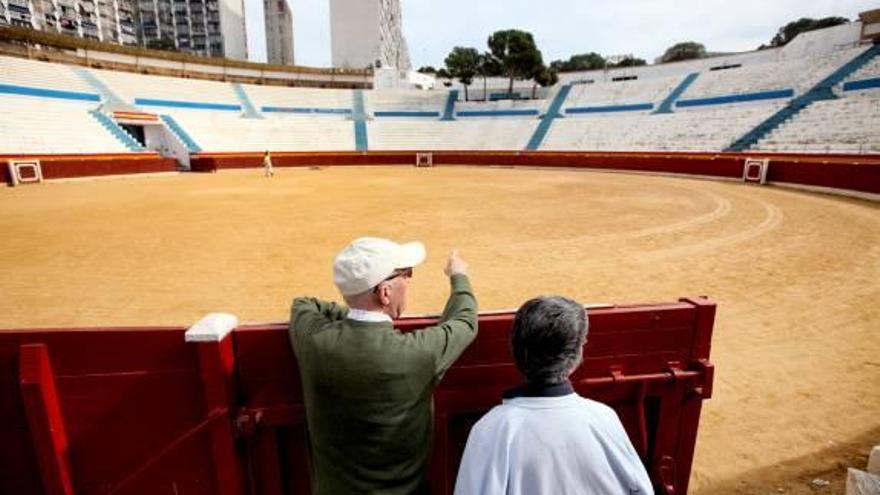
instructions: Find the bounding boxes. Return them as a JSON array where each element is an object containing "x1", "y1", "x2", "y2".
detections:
[{"x1": 289, "y1": 274, "x2": 478, "y2": 495}]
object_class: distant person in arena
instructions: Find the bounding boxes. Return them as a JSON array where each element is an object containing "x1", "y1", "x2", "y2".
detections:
[
  {"x1": 289, "y1": 237, "x2": 478, "y2": 494},
  {"x1": 262, "y1": 150, "x2": 274, "y2": 177},
  {"x1": 454, "y1": 296, "x2": 653, "y2": 495}
]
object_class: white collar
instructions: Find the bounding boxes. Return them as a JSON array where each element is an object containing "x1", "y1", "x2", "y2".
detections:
[{"x1": 347, "y1": 308, "x2": 393, "y2": 323}]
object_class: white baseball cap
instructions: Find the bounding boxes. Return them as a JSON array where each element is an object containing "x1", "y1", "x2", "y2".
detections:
[{"x1": 333, "y1": 237, "x2": 426, "y2": 296}]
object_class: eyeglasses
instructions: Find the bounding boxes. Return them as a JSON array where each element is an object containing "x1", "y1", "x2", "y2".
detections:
[{"x1": 373, "y1": 267, "x2": 413, "y2": 292}]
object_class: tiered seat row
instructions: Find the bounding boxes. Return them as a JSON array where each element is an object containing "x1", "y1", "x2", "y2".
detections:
[
  {"x1": 0, "y1": 95, "x2": 130, "y2": 154},
  {"x1": 684, "y1": 46, "x2": 867, "y2": 98},
  {"x1": 564, "y1": 74, "x2": 682, "y2": 110},
  {"x1": 368, "y1": 120, "x2": 537, "y2": 150},
  {"x1": 168, "y1": 110, "x2": 355, "y2": 151},
  {"x1": 543, "y1": 104, "x2": 782, "y2": 152},
  {"x1": 0, "y1": 56, "x2": 94, "y2": 94},
  {"x1": 92, "y1": 67, "x2": 240, "y2": 107},
  {"x1": 755, "y1": 92, "x2": 880, "y2": 154}
]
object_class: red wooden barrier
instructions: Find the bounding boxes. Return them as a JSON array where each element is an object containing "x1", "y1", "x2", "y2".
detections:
[
  {"x1": 189, "y1": 150, "x2": 880, "y2": 196},
  {"x1": 1, "y1": 153, "x2": 177, "y2": 184},
  {"x1": 0, "y1": 297, "x2": 715, "y2": 494}
]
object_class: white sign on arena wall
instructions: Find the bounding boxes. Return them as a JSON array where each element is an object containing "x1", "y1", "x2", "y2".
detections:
[
  {"x1": 415, "y1": 152, "x2": 433, "y2": 168},
  {"x1": 742, "y1": 158, "x2": 769, "y2": 184},
  {"x1": 7, "y1": 159, "x2": 44, "y2": 186}
]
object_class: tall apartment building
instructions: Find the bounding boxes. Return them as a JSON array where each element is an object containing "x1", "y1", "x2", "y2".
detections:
[
  {"x1": 330, "y1": 0, "x2": 410, "y2": 70},
  {"x1": 263, "y1": 0, "x2": 292, "y2": 65},
  {"x1": 0, "y1": 0, "x2": 138, "y2": 44},
  {"x1": 0, "y1": 0, "x2": 247, "y2": 59},
  {"x1": 135, "y1": 0, "x2": 247, "y2": 58}
]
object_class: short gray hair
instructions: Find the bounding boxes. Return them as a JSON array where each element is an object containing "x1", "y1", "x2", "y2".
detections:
[{"x1": 511, "y1": 296, "x2": 589, "y2": 385}]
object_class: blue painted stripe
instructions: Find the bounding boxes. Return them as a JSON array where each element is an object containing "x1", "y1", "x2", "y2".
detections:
[
  {"x1": 88, "y1": 110, "x2": 143, "y2": 151},
  {"x1": 135, "y1": 98, "x2": 241, "y2": 111},
  {"x1": 353, "y1": 90, "x2": 368, "y2": 151},
  {"x1": 261, "y1": 106, "x2": 352, "y2": 115},
  {"x1": 526, "y1": 84, "x2": 572, "y2": 151},
  {"x1": 0, "y1": 83, "x2": 100, "y2": 102},
  {"x1": 843, "y1": 77, "x2": 880, "y2": 91},
  {"x1": 677, "y1": 89, "x2": 793, "y2": 108},
  {"x1": 232, "y1": 83, "x2": 261, "y2": 118},
  {"x1": 160, "y1": 114, "x2": 202, "y2": 153},
  {"x1": 654, "y1": 72, "x2": 699, "y2": 114},
  {"x1": 374, "y1": 111, "x2": 441, "y2": 118},
  {"x1": 489, "y1": 92, "x2": 524, "y2": 101},
  {"x1": 565, "y1": 103, "x2": 653, "y2": 114},
  {"x1": 457, "y1": 109, "x2": 539, "y2": 117},
  {"x1": 441, "y1": 90, "x2": 458, "y2": 121}
]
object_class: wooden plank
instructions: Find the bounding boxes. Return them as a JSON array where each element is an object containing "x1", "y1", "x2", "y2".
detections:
[{"x1": 18, "y1": 343, "x2": 75, "y2": 495}]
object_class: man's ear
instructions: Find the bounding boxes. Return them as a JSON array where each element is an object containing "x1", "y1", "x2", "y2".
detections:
[{"x1": 377, "y1": 283, "x2": 392, "y2": 306}]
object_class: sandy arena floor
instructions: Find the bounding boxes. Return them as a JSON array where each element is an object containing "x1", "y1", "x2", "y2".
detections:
[{"x1": 1, "y1": 166, "x2": 878, "y2": 493}]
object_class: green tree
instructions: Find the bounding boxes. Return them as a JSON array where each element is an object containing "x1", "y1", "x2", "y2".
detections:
[
  {"x1": 436, "y1": 68, "x2": 453, "y2": 87},
  {"x1": 610, "y1": 56, "x2": 647, "y2": 68},
  {"x1": 417, "y1": 66, "x2": 437, "y2": 74},
  {"x1": 767, "y1": 17, "x2": 849, "y2": 47},
  {"x1": 444, "y1": 46, "x2": 481, "y2": 101},
  {"x1": 487, "y1": 29, "x2": 544, "y2": 95},
  {"x1": 660, "y1": 42, "x2": 706, "y2": 63},
  {"x1": 550, "y1": 52, "x2": 605, "y2": 72},
  {"x1": 531, "y1": 64, "x2": 559, "y2": 99},
  {"x1": 477, "y1": 52, "x2": 502, "y2": 101}
]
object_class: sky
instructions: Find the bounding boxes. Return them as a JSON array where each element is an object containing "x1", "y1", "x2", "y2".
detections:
[{"x1": 244, "y1": 0, "x2": 877, "y2": 68}]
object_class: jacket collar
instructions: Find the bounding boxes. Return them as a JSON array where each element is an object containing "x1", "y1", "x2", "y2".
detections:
[{"x1": 503, "y1": 381, "x2": 574, "y2": 399}]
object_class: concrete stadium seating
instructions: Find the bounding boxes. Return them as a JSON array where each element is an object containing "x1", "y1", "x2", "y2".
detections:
[
  {"x1": 168, "y1": 110, "x2": 356, "y2": 152},
  {"x1": 0, "y1": 36, "x2": 877, "y2": 157},
  {"x1": 683, "y1": 46, "x2": 868, "y2": 98},
  {"x1": 368, "y1": 119, "x2": 537, "y2": 150},
  {"x1": 0, "y1": 95, "x2": 131, "y2": 154},
  {"x1": 755, "y1": 91, "x2": 880, "y2": 154},
  {"x1": 564, "y1": 74, "x2": 682, "y2": 110},
  {"x1": 543, "y1": 103, "x2": 783, "y2": 152},
  {"x1": 90, "y1": 68, "x2": 241, "y2": 108}
]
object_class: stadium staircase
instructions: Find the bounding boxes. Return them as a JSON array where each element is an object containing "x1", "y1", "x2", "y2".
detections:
[
  {"x1": 88, "y1": 109, "x2": 144, "y2": 151},
  {"x1": 232, "y1": 83, "x2": 262, "y2": 118},
  {"x1": 726, "y1": 43, "x2": 880, "y2": 151},
  {"x1": 654, "y1": 72, "x2": 700, "y2": 114},
  {"x1": 441, "y1": 90, "x2": 458, "y2": 120},
  {"x1": 73, "y1": 67, "x2": 129, "y2": 107},
  {"x1": 526, "y1": 84, "x2": 572, "y2": 150},
  {"x1": 352, "y1": 89, "x2": 368, "y2": 151},
  {"x1": 160, "y1": 114, "x2": 203, "y2": 153}
]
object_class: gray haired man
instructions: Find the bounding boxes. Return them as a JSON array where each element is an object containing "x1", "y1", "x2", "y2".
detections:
[
  {"x1": 290, "y1": 237, "x2": 477, "y2": 495},
  {"x1": 454, "y1": 296, "x2": 653, "y2": 495}
]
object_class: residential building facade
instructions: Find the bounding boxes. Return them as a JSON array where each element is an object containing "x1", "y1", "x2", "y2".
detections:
[
  {"x1": 330, "y1": 0, "x2": 410, "y2": 70},
  {"x1": 263, "y1": 0, "x2": 292, "y2": 65}
]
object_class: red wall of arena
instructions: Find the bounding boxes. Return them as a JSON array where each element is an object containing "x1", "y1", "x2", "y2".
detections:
[
  {"x1": 1, "y1": 153, "x2": 177, "y2": 183},
  {"x1": 4, "y1": 151, "x2": 879, "y2": 198},
  {"x1": 189, "y1": 151, "x2": 880, "y2": 197}
]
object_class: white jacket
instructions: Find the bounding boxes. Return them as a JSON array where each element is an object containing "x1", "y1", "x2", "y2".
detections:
[{"x1": 454, "y1": 387, "x2": 653, "y2": 495}]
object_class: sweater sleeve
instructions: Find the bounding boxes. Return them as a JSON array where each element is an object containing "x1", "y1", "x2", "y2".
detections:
[
  {"x1": 406, "y1": 274, "x2": 478, "y2": 375},
  {"x1": 289, "y1": 297, "x2": 349, "y2": 340}
]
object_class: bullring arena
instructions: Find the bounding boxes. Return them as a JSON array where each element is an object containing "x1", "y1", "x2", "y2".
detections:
[
  {"x1": 2, "y1": 164, "x2": 879, "y2": 493},
  {"x1": 2, "y1": 15, "x2": 880, "y2": 495}
]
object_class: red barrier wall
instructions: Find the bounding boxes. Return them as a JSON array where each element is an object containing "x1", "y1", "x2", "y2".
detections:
[
  {"x1": 190, "y1": 150, "x2": 880, "y2": 196},
  {"x1": 0, "y1": 298, "x2": 715, "y2": 495},
  {"x1": 4, "y1": 150, "x2": 878, "y2": 198},
  {"x1": 1, "y1": 153, "x2": 177, "y2": 184}
]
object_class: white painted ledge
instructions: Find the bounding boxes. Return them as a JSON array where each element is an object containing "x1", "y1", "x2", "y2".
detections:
[{"x1": 185, "y1": 313, "x2": 239, "y2": 343}]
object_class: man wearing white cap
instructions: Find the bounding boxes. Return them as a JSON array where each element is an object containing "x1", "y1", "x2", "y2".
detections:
[{"x1": 289, "y1": 237, "x2": 477, "y2": 495}]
